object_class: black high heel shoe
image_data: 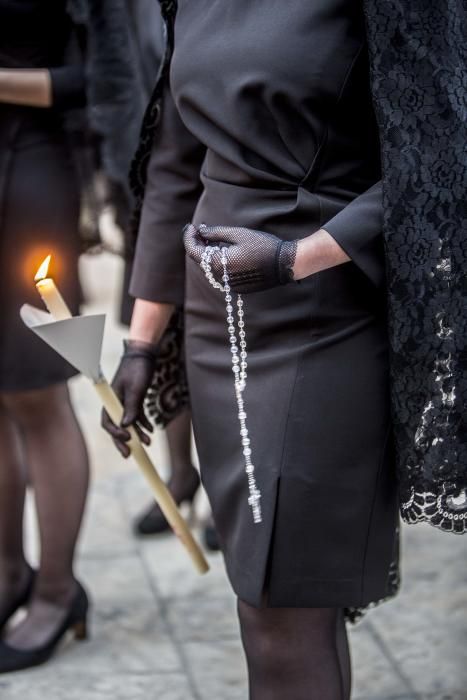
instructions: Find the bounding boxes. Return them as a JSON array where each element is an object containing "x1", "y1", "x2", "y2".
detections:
[
  {"x1": 0, "y1": 581, "x2": 89, "y2": 674},
  {"x1": 203, "y1": 518, "x2": 221, "y2": 552},
  {"x1": 0, "y1": 564, "x2": 36, "y2": 633},
  {"x1": 134, "y1": 467, "x2": 201, "y2": 536}
]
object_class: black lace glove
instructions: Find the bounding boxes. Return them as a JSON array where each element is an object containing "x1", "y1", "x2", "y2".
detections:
[
  {"x1": 184, "y1": 223, "x2": 298, "y2": 293},
  {"x1": 101, "y1": 339, "x2": 158, "y2": 457}
]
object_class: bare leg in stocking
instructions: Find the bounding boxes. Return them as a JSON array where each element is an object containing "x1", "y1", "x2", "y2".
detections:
[
  {"x1": 135, "y1": 409, "x2": 199, "y2": 533},
  {"x1": 0, "y1": 404, "x2": 29, "y2": 622},
  {"x1": 336, "y1": 608, "x2": 352, "y2": 699},
  {"x1": 2, "y1": 383, "x2": 89, "y2": 649},
  {"x1": 238, "y1": 599, "x2": 351, "y2": 700},
  {"x1": 165, "y1": 409, "x2": 199, "y2": 500}
]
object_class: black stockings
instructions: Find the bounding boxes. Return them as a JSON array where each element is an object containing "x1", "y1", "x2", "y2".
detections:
[
  {"x1": 0, "y1": 383, "x2": 89, "y2": 647},
  {"x1": 165, "y1": 408, "x2": 199, "y2": 498},
  {"x1": 238, "y1": 599, "x2": 351, "y2": 700},
  {"x1": 0, "y1": 405, "x2": 28, "y2": 621}
]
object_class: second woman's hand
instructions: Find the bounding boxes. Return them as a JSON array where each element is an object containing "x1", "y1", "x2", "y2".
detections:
[
  {"x1": 102, "y1": 300, "x2": 174, "y2": 457},
  {"x1": 101, "y1": 339, "x2": 157, "y2": 458}
]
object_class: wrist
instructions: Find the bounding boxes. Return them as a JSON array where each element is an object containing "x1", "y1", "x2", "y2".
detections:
[
  {"x1": 129, "y1": 299, "x2": 175, "y2": 344},
  {"x1": 123, "y1": 339, "x2": 158, "y2": 363},
  {"x1": 293, "y1": 229, "x2": 350, "y2": 280},
  {"x1": 293, "y1": 236, "x2": 318, "y2": 280},
  {"x1": 277, "y1": 239, "x2": 298, "y2": 284}
]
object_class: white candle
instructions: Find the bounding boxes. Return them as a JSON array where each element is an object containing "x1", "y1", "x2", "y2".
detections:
[{"x1": 34, "y1": 255, "x2": 72, "y2": 321}]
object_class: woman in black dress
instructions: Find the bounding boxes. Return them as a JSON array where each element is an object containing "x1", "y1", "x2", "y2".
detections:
[
  {"x1": 103, "y1": 1, "x2": 399, "y2": 697},
  {"x1": 0, "y1": 0, "x2": 89, "y2": 670},
  {"x1": 0, "y1": 0, "x2": 145, "y2": 673}
]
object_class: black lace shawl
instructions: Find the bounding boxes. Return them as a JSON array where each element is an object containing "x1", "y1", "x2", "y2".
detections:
[{"x1": 130, "y1": 0, "x2": 467, "y2": 535}]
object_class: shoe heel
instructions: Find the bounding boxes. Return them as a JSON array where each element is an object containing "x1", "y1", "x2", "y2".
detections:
[
  {"x1": 180, "y1": 499, "x2": 197, "y2": 525},
  {"x1": 73, "y1": 618, "x2": 88, "y2": 641}
]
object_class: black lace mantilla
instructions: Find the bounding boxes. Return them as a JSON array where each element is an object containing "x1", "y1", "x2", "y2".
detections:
[{"x1": 364, "y1": 0, "x2": 467, "y2": 533}]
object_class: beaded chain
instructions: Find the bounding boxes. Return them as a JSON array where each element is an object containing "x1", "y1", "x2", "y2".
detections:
[{"x1": 200, "y1": 246, "x2": 262, "y2": 524}]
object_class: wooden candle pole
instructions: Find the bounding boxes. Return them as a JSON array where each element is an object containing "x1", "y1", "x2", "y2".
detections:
[
  {"x1": 34, "y1": 256, "x2": 209, "y2": 575},
  {"x1": 94, "y1": 379, "x2": 208, "y2": 572}
]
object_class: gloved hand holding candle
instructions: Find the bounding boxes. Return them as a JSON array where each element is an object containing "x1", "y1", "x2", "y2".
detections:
[{"x1": 21, "y1": 255, "x2": 209, "y2": 576}]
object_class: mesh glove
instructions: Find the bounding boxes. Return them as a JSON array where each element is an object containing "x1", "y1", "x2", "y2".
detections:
[
  {"x1": 184, "y1": 223, "x2": 297, "y2": 293},
  {"x1": 101, "y1": 339, "x2": 157, "y2": 458}
]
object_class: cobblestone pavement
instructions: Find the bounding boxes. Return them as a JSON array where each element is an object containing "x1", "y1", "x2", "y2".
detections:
[{"x1": 1, "y1": 254, "x2": 466, "y2": 700}]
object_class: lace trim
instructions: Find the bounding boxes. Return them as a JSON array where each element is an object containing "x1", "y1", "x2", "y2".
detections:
[{"x1": 401, "y1": 485, "x2": 467, "y2": 534}]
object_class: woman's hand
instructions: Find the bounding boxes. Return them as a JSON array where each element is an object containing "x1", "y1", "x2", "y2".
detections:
[
  {"x1": 101, "y1": 300, "x2": 174, "y2": 457},
  {"x1": 184, "y1": 223, "x2": 351, "y2": 292},
  {"x1": 184, "y1": 223, "x2": 297, "y2": 293},
  {"x1": 101, "y1": 340, "x2": 157, "y2": 458}
]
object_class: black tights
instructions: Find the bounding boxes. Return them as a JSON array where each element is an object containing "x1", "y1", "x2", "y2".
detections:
[
  {"x1": 238, "y1": 599, "x2": 351, "y2": 700},
  {"x1": 0, "y1": 383, "x2": 89, "y2": 645}
]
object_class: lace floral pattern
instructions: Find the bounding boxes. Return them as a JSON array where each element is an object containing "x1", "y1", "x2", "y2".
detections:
[
  {"x1": 145, "y1": 308, "x2": 189, "y2": 427},
  {"x1": 364, "y1": 0, "x2": 467, "y2": 533}
]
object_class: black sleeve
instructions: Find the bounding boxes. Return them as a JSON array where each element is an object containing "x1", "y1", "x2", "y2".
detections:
[
  {"x1": 49, "y1": 65, "x2": 86, "y2": 110},
  {"x1": 322, "y1": 181, "x2": 385, "y2": 287},
  {"x1": 129, "y1": 81, "x2": 206, "y2": 305}
]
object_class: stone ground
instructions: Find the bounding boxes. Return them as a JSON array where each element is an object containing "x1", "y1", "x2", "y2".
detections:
[{"x1": 1, "y1": 253, "x2": 466, "y2": 700}]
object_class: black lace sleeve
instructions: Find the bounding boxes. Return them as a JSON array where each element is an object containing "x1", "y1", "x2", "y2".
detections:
[{"x1": 364, "y1": 0, "x2": 467, "y2": 533}]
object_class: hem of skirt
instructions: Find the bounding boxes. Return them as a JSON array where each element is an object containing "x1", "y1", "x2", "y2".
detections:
[
  {"x1": 0, "y1": 368, "x2": 79, "y2": 392},
  {"x1": 229, "y1": 560, "x2": 390, "y2": 609}
]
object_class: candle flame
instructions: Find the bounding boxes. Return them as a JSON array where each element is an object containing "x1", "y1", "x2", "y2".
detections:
[{"x1": 34, "y1": 255, "x2": 52, "y2": 282}]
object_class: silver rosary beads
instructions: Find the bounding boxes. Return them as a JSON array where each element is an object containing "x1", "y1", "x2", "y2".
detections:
[{"x1": 200, "y1": 246, "x2": 262, "y2": 524}]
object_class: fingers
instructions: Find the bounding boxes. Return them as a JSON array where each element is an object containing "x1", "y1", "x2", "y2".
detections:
[
  {"x1": 184, "y1": 223, "x2": 206, "y2": 263},
  {"x1": 101, "y1": 408, "x2": 152, "y2": 456},
  {"x1": 101, "y1": 409, "x2": 132, "y2": 458},
  {"x1": 209, "y1": 247, "x2": 228, "y2": 281},
  {"x1": 198, "y1": 224, "x2": 238, "y2": 243},
  {"x1": 121, "y1": 390, "x2": 146, "y2": 429},
  {"x1": 101, "y1": 408, "x2": 131, "y2": 441},
  {"x1": 184, "y1": 223, "x2": 240, "y2": 265},
  {"x1": 113, "y1": 437, "x2": 131, "y2": 459},
  {"x1": 133, "y1": 421, "x2": 152, "y2": 446},
  {"x1": 137, "y1": 409, "x2": 154, "y2": 434}
]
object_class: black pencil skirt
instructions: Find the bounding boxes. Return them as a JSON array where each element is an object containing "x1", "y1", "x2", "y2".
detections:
[
  {"x1": 185, "y1": 254, "x2": 399, "y2": 609},
  {"x1": 0, "y1": 111, "x2": 81, "y2": 392}
]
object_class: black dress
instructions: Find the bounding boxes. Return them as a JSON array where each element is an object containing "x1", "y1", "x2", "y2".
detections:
[
  {"x1": 0, "y1": 0, "x2": 84, "y2": 391},
  {"x1": 131, "y1": 0, "x2": 399, "y2": 609}
]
